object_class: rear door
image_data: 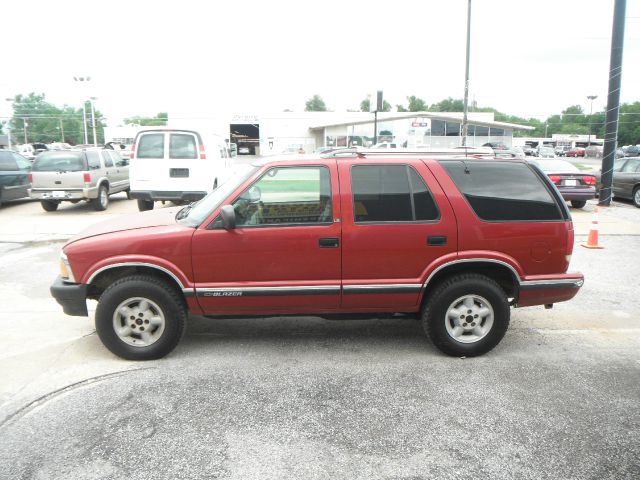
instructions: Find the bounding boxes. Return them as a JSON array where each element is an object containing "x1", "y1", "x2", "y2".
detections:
[
  {"x1": 0, "y1": 152, "x2": 25, "y2": 200},
  {"x1": 31, "y1": 152, "x2": 87, "y2": 192},
  {"x1": 338, "y1": 159, "x2": 458, "y2": 310},
  {"x1": 613, "y1": 158, "x2": 640, "y2": 198}
]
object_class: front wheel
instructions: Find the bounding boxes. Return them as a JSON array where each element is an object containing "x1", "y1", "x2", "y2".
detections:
[
  {"x1": 92, "y1": 184, "x2": 109, "y2": 211},
  {"x1": 137, "y1": 199, "x2": 154, "y2": 211},
  {"x1": 95, "y1": 275, "x2": 186, "y2": 360},
  {"x1": 633, "y1": 186, "x2": 640, "y2": 208},
  {"x1": 571, "y1": 200, "x2": 586, "y2": 209},
  {"x1": 422, "y1": 274, "x2": 510, "y2": 357}
]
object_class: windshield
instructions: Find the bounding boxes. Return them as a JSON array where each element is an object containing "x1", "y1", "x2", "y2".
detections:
[
  {"x1": 32, "y1": 151, "x2": 85, "y2": 172},
  {"x1": 177, "y1": 164, "x2": 259, "y2": 227}
]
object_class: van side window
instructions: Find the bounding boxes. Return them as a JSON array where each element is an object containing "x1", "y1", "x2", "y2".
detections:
[
  {"x1": 169, "y1": 134, "x2": 197, "y2": 159},
  {"x1": 138, "y1": 134, "x2": 165, "y2": 159},
  {"x1": 101, "y1": 151, "x2": 114, "y2": 168},
  {"x1": 87, "y1": 151, "x2": 101, "y2": 170}
]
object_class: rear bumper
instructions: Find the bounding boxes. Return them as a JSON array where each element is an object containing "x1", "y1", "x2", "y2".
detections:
[
  {"x1": 130, "y1": 190, "x2": 207, "y2": 202},
  {"x1": 558, "y1": 188, "x2": 596, "y2": 202},
  {"x1": 30, "y1": 187, "x2": 98, "y2": 201},
  {"x1": 516, "y1": 273, "x2": 584, "y2": 307},
  {"x1": 50, "y1": 276, "x2": 88, "y2": 316}
]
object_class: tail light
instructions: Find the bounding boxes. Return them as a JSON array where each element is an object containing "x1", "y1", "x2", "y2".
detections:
[
  {"x1": 28, "y1": 173, "x2": 33, "y2": 183},
  {"x1": 583, "y1": 175, "x2": 596, "y2": 185},
  {"x1": 549, "y1": 175, "x2": 561, "y2": 184},
  {"x1": 130, "y1": 144, "x2": 135, "y2": 159},
  {"x1": 199, "y1": 144, "x2": 206, "y2": 159},
  {"x1": 83, "y1": 172, "x2": 91, "y2": 183}
]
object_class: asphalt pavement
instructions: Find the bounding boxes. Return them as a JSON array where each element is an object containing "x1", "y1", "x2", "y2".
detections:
[{"x1": 0, "y1": 191, "x2": 639, "y2": 479}]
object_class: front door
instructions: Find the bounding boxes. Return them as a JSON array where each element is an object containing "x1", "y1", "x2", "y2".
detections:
[
  {"x1": 337, "y1": 159, "x2": 458, "y2": 310},
  {"x1": 191, "y1": 162, "x2": 341, "y2": 315}
]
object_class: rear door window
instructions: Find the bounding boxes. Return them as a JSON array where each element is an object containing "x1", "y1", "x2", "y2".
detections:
[
  {"x1": 441, "y1": 161, "x2": 562, "y2": 221},
  {"x1": 137, "y1": 133, "x2": 165, "y2": 159},
  {"x1": 351, "y1": 164, "x2": 439, "y2": 223},
  {"x1": 87, "y1": 151, "x2": 101, "y2": 170},
  {"x1": 169, "y1": 134, "x2": 198, "y2": 159},
  {"x1": 101, "y1": 151, "x2": 114, "y2": 167}
]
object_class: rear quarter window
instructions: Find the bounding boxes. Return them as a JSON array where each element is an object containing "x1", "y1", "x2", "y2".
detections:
[
  {"x1": 0, "y1": 152, "x2": 18, "y2": 170},
  {"x1": 441, "y1": 161, "x2": 563, "y2": 221}
]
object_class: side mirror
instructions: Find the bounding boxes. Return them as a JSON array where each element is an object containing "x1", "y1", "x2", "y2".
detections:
[{"x1": 220, "y1": 205, "x2": 236, "y2": 230}]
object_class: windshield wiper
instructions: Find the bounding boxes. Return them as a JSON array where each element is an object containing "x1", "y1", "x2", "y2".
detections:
[{"x1": 175, "y1": 202, "x2": 195, "y2": 220}]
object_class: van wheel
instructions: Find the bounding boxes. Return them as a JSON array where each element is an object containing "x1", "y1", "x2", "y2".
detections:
[
  {"x1": 41, "y1": 200, "x2": 59, "y2": 212},
  {"x1": 125, "y1": 188, "x2": 131, "y2": 200},
  {"x1": 422, "y1": 274, "x2": 510, "y2": 357},
  {"x1": 137, "y1": 199, "x2": 154, "y2": 211},
  {"x1": 571, "y1": 200, "x2": 586, "y2": 209},
  {"x1": 92, "y1": 185, "x2": 109, "y2": 211},
  {"x1": 633, "y1": 186, "x2": 640, "y2": 208},
  {"x1": 95, "y1": 275, "x2": 186, "y2": 360}
]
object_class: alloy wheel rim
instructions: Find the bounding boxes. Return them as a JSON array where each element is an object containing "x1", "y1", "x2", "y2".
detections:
[
  {"x1": 445, "y1": 294, "x2": 494, "y2": 344},
  {"x1": 112, "y1": 297, "x2": 166, "y2": 347}
]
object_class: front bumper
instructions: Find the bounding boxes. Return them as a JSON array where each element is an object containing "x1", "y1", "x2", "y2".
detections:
[
  {"x1": 31, "y1": 187, "x2": 98, "y2": 201},
  {"x1": 50, "y1": 276, "x2": 88, "y2": 316},
  {"x1": 516, "y1": 274, "x2": 584, "y2": 307},
  {"x1": 130, "y1": 190, "x2": 207, "y2": 202}
]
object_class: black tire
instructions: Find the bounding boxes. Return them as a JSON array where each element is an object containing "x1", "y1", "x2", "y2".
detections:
[
  {"x1": 125, "y1": 188, "x2": 131, "y2": 200},
  {"x1": 41, "y1": 200, "x2": 59, "y2": 212},
  {"x1": 92, "y1": 184, "x2": 109, "y2": 211},
  {"x1": 137, "y1": 199, "x2": 154, "y2": 211},
  {"x1": 95, "y1": 275, "x2": 186, "y2": 360},
  {"x1": 422, "y1": 273, "x2": 510, "y2": 357},
  {"x1": 633, "y1": 186, "x2": 640, "y2": 208},
  {"x1": 571, "y1": 200, "x2": 587, "y2": 209}
]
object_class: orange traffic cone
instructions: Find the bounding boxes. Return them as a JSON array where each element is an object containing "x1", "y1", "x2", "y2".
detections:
[{"x1": 581, "y1": 206, "x2": 604, "y2": 249}]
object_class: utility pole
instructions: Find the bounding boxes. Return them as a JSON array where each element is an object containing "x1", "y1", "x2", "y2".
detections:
[
  {"x1": 59, "y1": 118, "x2": 65, "y2": 142},
  {"x1": 461, "y1": 0, "x2": 472, "y2": 146},
  {"x1": 23, "y1": 119, "x2": 28, "y2": 144},
  {"x1": 81, "y1": 102, "x2": 88, "y2": 145},
  {"x1": 587, "y1": 95, "x2": 597, "y2": 146},
  {"x1": 599, "y1": 0, "x2": 626, "y2": 207},
  {"x1": 89, "y1": 97, "x2": 98, "y2": 146}
]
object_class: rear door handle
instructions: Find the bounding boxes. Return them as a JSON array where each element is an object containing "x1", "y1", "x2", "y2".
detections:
[
  {"x1": 427, "y1": 235, "x2": 447, "y2": 246},
  {"x1": 319, "y1": 237, "x2": 339, "y2": 248}
]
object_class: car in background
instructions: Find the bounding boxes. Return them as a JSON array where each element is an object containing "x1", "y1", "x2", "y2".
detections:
[
  {"x1": 585, "y1": 146, "x2": 603, "y2": 158},
  {"x1": 624, "y1": 145, "x2": 640, "y2": 157},
  {"x1": 16, "y1": 144, "x2": 35, "y2": 161},
  {"x1": 521, "y1": 145, "x2": 536, "y2": 156},
  {"x1": 371, "y1": 142, "x2": 400, "y2": 149},
  {"x1": 48, "y1": 142, "x2": 72, "y2": 151},
  {"x1": 538, "y1": 146, "x2": 555, "y2": 158},
  {"x1": 482, "y1": 142, "x2": 508, "y2": 151},
  {"x1": 565, "y1": 147, "x2": 586, "y2": 157},
  {"x1": 554, "y1": 146, "x2": 570, "y2": 157},
  {"x1": 0, "y1": 150, "x2": 31, "y2": 207},
  {"x1": 509, "y1": 146, "x2": 526, "y2": 159},
  {"x1": 528, "y1": 158, "x2": 596, "y2": 209},
  {"x1": 30, "y1": 148, "x2": 130, "y2": 212},
  {"x1": 593, "y1": 157, "x2": 640, "y2": 208}
]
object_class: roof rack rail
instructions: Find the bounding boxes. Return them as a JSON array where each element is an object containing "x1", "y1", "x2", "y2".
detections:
[{"x1": 320, "y1": 146, "x2": 516, "y2": 159}]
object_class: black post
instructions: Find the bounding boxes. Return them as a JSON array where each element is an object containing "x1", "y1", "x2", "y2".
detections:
[{"x1": 599, "y1": 0, "x2": 626, "y2": 206}]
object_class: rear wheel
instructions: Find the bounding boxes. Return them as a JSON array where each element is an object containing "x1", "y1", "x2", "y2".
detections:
[
  {"x1": 92, "y1": 184, "x2": 109, "y2": 211},
  {"x1": 633, "y1": 186, "x2": 640, "y2": 208},
  {"x1": 95, "y1": 275, "x2": 186, "y2": 360},
  {"x1": 422, "y1": 274, "x2": 510, "y2": 357},
  {"x1": 41, "y1": 200, "x2": 59, "y2": 212},
  {"x1": 571, "y1": 200, "x2": 586, "y2": 209},
  {"x1": 137, "y1": 199, "x2": 154, "y2": 211}
]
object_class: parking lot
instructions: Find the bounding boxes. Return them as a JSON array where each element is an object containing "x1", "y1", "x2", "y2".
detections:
[{"x1": 1, "y1": 191, "x2": 639, "y2": 479}]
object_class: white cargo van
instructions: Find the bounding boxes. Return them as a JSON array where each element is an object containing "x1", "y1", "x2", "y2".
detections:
[{"x1": 129, "y1": 129, "x2": 232, "y2": 211}]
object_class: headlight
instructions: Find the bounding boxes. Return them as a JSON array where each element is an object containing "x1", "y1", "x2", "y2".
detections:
[{"x1": 60, "y1": 252, "x2": 76, "y2": 283}]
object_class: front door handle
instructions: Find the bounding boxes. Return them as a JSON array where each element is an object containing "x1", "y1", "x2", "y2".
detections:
[
  {"x1": 319, "y1": 237, "x2": 339, "y2": 248},
  {"x1": 427, "y1": 235, "x2": 447, "y2": 246}
]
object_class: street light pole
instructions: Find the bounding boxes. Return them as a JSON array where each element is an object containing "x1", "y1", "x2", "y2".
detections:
[
  {"x1": 461, "y1": 0, "x2": 472, "y2": 146},
  {"x1": 89, "y1": 97, "x2": 97, "y2": 146},
  {"x1": 23, "y1": 119, "x2": 28, "y2": 144},
  {"x1": 587, "y1": 95, "x2": 597, "y2": 146},
  {"x1": 4, "y1": 97, "x2": 14, "y2": 149},
  {"x1": 74, "y1": 76, "x2": 92, "y2": 145}
]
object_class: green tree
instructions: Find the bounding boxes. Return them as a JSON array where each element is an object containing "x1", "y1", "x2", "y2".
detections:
[
  {"x1": 429, "y1": 97, "x2": 465, "y2": 112},
  {"x1": 305, "y1": 95, "x2": 328, "y2": 112},
  {"x1": 396, "y1": 104, "x2": 408, "y2": 112},
  {"x1": 8, "y1": 93, "x2": 106, "y2": 145},
  {"x1": 405, "y1": 95, "x2": 429, "y2": 112},
  {"x1": 616, "y1": 102, "x2": 640, "y2": 145},
  {"x1": 123, "y1": 112, "x2": 168, "y2": 126},
  {"x1": 360, "y1": 97, "x2": 392, "y2": 112}
]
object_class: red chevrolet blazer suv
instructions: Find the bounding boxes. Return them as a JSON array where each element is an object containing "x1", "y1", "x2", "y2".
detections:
[{"x1": 51, "y1": 150, "x2": 584, "y2": 360}]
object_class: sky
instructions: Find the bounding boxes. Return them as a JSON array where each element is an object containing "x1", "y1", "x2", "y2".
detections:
[{"x1": 1, "y1": 0, "x2": 639, "y2": 126}]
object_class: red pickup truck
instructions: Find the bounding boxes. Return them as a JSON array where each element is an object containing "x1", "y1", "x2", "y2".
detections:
[{"x1": 51, "y1": 151, "x2": 584, "y2": 360}]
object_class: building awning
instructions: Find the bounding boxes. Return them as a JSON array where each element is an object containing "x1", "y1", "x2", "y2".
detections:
[{"x1": 308, "y1": 112, "x2": 534, "y2": 132}]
